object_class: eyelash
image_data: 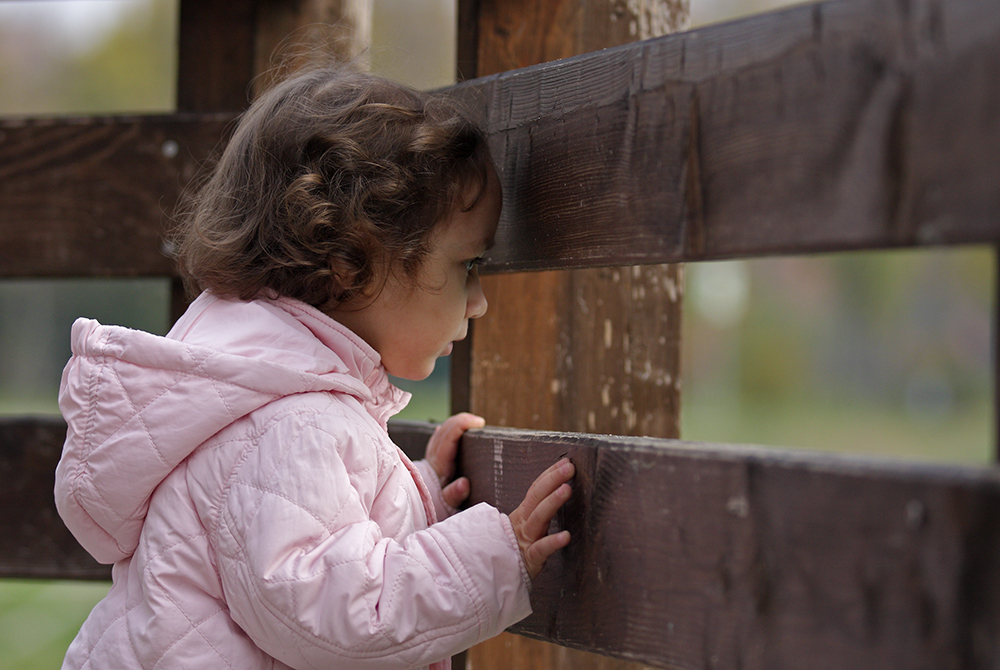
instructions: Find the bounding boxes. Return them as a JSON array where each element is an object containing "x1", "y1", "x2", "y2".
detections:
[{"x1": 465, "y1": 257, "x2": 483, "y2": 276}]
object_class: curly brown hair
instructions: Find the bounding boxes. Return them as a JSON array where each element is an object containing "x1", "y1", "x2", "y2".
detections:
[{"x1": 171, "y1": 66, "x2": 493, "y2": 312}]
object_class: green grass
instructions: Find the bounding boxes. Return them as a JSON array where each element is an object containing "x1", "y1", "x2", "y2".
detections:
[{"x1": 0, "y1": 580, "x2": 109, "y2": 670}]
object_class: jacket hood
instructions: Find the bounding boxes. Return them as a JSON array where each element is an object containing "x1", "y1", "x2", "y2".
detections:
[{"x1": 55, "y1": 293, "x2": 410, "y2": 564}]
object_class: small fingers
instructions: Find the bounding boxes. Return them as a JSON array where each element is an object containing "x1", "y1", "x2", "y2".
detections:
[
  {"x1": 437, "y1": 413, "x2": 486, "y2": 442},
  {"x1": 523, "y1": 530, "x2": 571, "y2": 579},
  {"x1": 425, "y1": 413, "x2": 485, "y2": 481},
  {"x1": 521, "y1": 483, "x2": 572, "y2": 542},
  {"x1": 519, "y1": 459, "x2": 575, "y2": 516},
  {"x1": 441, "y1": 477, "x2": 470, "y2": 509}
]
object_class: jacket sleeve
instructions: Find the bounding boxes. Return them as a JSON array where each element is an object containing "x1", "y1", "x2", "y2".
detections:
[
  {"x1": 211, "y1": 411, "x2": 532, "y2": 670},
  {"x1": 412, "y1": 458, "x2": 458, "y2": 522}
]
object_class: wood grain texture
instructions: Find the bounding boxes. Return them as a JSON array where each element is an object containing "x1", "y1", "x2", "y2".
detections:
[
  {"x1": 4, "y1": 0, "x2": 998, "y2": 278},
  {"x1": 427, "y1": 422, "x2": 1000, "y2": 670},
  {"x1": 443, "y1": 0, "x2": 1000, "y2": 273},
  {"x1": 14, "y1": 415, "x2": 1000, "y2": 669},
  {"x1": 461, "y1": 2, "x2": 685, "y2": 669},
  {"x1": 469, "y1": 267, "x2": 683, "y2": 438},
  {"x1": 0, "y1": 417, "x2": 109, "y2": 580},
  {"x1": 0, "y1": 114, "x2": 233, "y2": 278}
]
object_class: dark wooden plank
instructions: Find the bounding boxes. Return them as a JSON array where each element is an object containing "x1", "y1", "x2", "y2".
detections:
[
  {"x1": 0, "y1": 416, "x2": 109, "y2": 580},
  {"x1": 10, "y1": 416, "x2": 1000, "y2": 669},
  {"x1": 442, "y1": 0, "x2": 1000, "y2": 273},
  {"x1": 0, "y1": 114, "x2": 234, "y2": 278},
  {"x1": 405, "y1": 421, "x2": 1000, "y2": 670},
  {"x1": 4, "y1": 0, "x2": 998, "y2": 278},
  {"x1": 177, "y1": 0, "x2": 257, "y2": 113}
]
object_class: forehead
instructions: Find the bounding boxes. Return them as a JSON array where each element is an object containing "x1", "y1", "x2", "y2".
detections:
[{"x1": 432, "y1": 171, "x2": 501, "y2": 253}]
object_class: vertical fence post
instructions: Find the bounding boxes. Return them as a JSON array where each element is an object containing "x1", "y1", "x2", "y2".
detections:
[
  {"x1": 453, "y1": 1, "x2": 689, "y2": 667},
  {"x1": 171, "y1": 0, "x2": 258, "y2": 322}
]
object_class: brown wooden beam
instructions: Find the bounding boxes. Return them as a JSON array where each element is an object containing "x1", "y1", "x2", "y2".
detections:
[
  {"x1": 444, "y1": 0, "x2": 1000, "y2": 273},
  {"x1": 428, "y1": 421, "x2": 1000, "y2": 670},
  {"x1": 3, "y1": 0, "x2": 998, "y2": 278},
  {"x1": 0, "y1": 114, "x2": 234, "y2": 278},
  {"x1": 177, "y1": 0, "x2": 258, "y2": 113},
  {"x1": 459, "y1": 1, "x2": 686, "y2": 669},
  {"x1": 13, "y1": 416, "x2": 1000, "y2": 669}
]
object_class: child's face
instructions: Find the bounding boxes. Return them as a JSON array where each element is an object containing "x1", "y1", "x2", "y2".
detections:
[{"x1": 332, "y1": 169, "x2": 501, "y2": 381}]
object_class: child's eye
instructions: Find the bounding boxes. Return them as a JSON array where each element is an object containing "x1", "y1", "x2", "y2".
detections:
[{"x1": 464, "y1": 257, "x2": 483, "y2": 276}]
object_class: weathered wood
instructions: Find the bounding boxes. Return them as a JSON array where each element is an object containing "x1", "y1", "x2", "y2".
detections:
[
  {"x1": 468, "y1": 268, "x2": 683, "y2": 437},
  {"x1": 443, "y1": 0, "x2": 1000, "y2": 273},
  {"x1": 14, "y1": 415, "x2": 1000, "y2": 669},
  {"x1": 0, "y1": 417, "x2": 109, "y2": 580},
  {"x1": 445, "y1": 422, "x2": 1000, "y2": 670},
  {"x1": 3, "y1": 0, "x2": 998, "y2": 277},
  {"x1": 460, "y1": 1, "x2": 685, "y2": 669},
  {"x1": 0, "y1": 114, "x2": 233, "y2": 278}
]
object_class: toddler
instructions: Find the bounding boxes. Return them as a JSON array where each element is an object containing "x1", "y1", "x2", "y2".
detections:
[{"x1": 55, "y1": 66, "x2": 575, "y2": 670}]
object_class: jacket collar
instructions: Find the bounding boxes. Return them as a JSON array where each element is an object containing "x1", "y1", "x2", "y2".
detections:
[{"x1": 266, "y1": 295, "x2": 411, "y2": 428}]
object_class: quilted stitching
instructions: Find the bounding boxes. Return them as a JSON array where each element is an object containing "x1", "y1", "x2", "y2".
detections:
[{"x1": 57, "y1": 296, "x2": 530, "y2": 669}]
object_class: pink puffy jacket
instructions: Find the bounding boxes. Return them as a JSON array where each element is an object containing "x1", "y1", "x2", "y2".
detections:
[{"x1": 55, "y1": 293, "x2": 531, "y2": 669}]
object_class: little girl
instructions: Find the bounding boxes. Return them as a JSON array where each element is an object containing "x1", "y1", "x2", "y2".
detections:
[{"x1": 55, "y1": 66, "x2": 575, "y2": 670}]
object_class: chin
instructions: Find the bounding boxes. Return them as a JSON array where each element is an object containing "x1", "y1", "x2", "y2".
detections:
[{"x1": 392, "y1": 362, "x2": 435, "y2": 382}]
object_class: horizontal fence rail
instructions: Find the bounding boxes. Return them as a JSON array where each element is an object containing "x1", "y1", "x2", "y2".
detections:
[
  {"x1": 398, "y1": 421, "x2": 1000, "y2": 669},
  {"x1": 2, "y1": 0, "x2": 997, "y2": 278},
  {"x1": 0, "y1": 114, "x2": 233, "y2": 277},
  {"x1": 6, "y1": 417, "x2": 1000, "y2": 668},
  {"x1": 449, "y1": 0, "x2": 1000, "y2": 272}
]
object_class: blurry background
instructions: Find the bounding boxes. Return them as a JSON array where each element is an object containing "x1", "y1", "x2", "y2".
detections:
[{"x1": 0, "y1": 0, "x2": 993, "y2": 667}]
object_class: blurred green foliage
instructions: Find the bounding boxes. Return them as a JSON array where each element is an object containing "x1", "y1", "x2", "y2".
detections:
[
  {"x1": 0, "y1": 0, "x2": 176, "y2": 116},
  {"x1": 682, "y1": 247, "x2": 994, "y2": 463}
]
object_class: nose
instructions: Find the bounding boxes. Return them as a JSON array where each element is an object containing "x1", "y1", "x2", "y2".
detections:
[{"x1": 466, "y1": 275, "x2": 488, "y2": 320}]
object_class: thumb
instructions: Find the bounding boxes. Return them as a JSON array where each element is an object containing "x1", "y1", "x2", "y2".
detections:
[{"x1": 441, "y1": 477, "x2": 470, "y2": 509}]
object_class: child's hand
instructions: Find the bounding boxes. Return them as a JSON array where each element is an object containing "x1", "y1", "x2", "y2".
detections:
[
  {"x1": 425, "y1": 412, "x2": 484, "y2": 509},
  {"x1": 508, "y1": 458, "x2": 575, "y2": 579}
]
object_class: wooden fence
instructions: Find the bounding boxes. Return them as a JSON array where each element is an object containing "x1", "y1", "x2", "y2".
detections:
[{"x1": 1, "y1": 0, "x2": 999, "y2": 668}]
